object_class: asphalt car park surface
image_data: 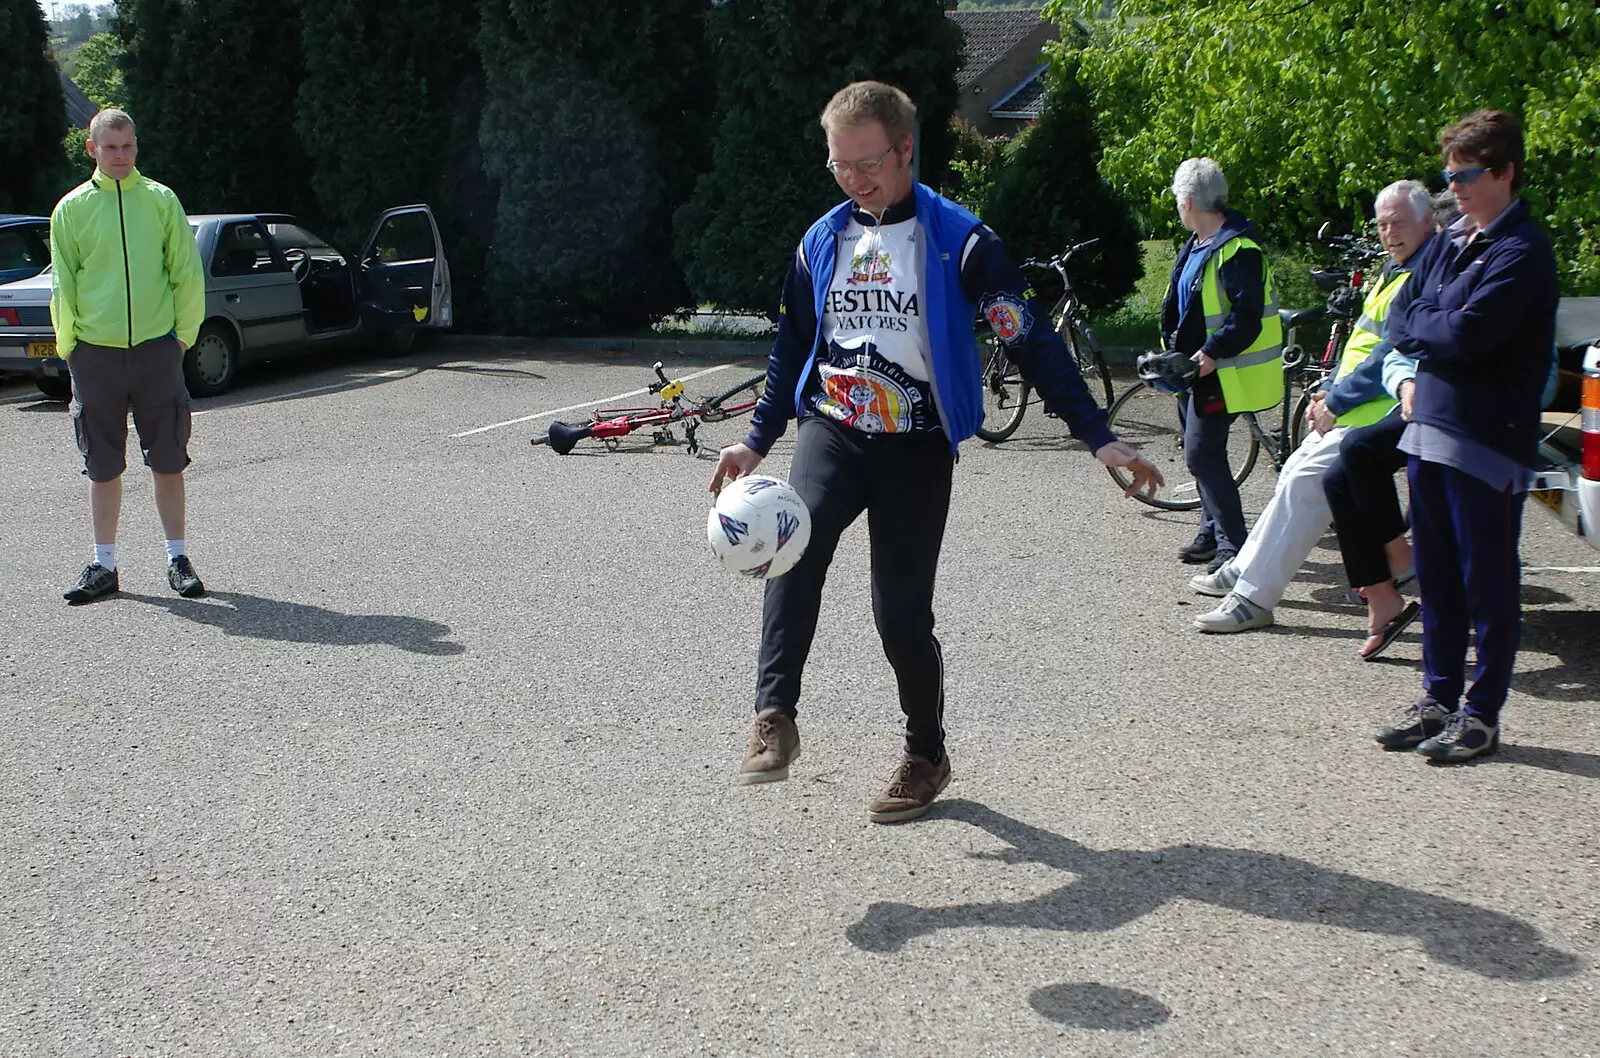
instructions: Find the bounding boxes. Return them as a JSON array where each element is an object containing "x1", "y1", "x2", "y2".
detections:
[{"x1": 2, "y1": 343, "x2": 1597, "y2": 1056}]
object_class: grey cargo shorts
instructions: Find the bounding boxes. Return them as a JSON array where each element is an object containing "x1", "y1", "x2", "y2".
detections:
[{"x1": 66, "y1": 336, "x2": 192, "y2": 482}]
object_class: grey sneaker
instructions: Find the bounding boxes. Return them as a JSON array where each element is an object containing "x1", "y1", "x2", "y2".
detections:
[
  {"x1": 866, "y1": 752, "x2": 952, "y2": 824},
  {"x1": 1192, "y1": 592, "x2": 1273, "y2": 633},
  {"x1": 738, "y1": 709, "x2": 800, "y2": 785},
  {"x1": 1416, "y1": 711, "x2": 1499, "y2": 763},
  {"x1": 64, "y1": 563, "x2": 119, "y2": 605},
  {"x1": 166, "y1": 555, "x2": 205, "y2": 598},
  {"x1": 1190, "y1": 561, "x2": 1240, "y2": 597},
  {"x1": 1375, "y1": 697, "x2": 1453, "y2": 749},
  {"x1": 1178, "y1": 532, "x2": 1217, "y2": 564}
]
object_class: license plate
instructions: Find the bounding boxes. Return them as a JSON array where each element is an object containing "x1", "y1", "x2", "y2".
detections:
[
  {"x1": 26, "y1": 341, "x2": 56, "y2": 359},
  {"x1": 1532, "y1": 489, "x2": 1563, "y2": 515}
]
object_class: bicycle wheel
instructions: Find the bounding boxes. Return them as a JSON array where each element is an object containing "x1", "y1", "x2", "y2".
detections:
[
  {"x1": 1065, "y1": 319, "x2": 1115, "y2": 408},
  {"x1": 700, "y1": 373, "x2": 767, "y2": 422},
  {"x1": 974, "y1": 336, "x2": 1030, "y2": 442},
  {"x1": 1288, "y1": 386, "x2": 1315, "y2": 452},
  {"x1": 1103, "y1": 383, "x2": 1260, "y2": 511}
]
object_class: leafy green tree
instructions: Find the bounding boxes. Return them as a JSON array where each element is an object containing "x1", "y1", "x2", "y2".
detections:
[
  {"x1": 1, "y1": 0, "x2": 72, "y2": 213},
  {"x1": 118, "y1": 0, "x2": 313, "y2": 215},
  {"x1": 475, "y1": 0, "x2": 711, "y2": 334},
  {"x1": 945, "y1": 116, "x2": 1002, "y2": 212},
  {"x1": 1063, "y1": 0, "x2": 1600, "y2": 293},
  {"x1": 71, "y1": 30, "x2": 123, "y2": 108},
  {"x1": 674, "y1": 0, "x2": 963, "y2": 318},
  {"x1": 296, "y1": 0, "x2": 481, "y2": 251},
  {"x1": 979, "y1": 59, "x2": 1142, "y2": 313}
]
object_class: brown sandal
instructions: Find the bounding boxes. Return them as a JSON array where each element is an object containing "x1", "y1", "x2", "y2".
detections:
[{"x1": 1360, "y1": 601, "x2": 1421, "y2": 661}]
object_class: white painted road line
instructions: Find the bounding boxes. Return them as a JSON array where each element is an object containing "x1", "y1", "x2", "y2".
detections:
[
  {"x1": 451, "y1": 363, "x2": 736, "y2": 438},
  {"x1": 191, "y1": 368, "x2": 418, "y2": 416},
  {"x1": 1524, "y1": 566, "x2": 1600, "y2": 574}
]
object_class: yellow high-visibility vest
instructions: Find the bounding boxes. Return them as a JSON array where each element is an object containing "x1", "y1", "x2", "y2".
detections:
[
  {"x1": 1331, "y1": 268, "x2": 1411, "y2": 427},
  {"x1": 1201, "y1": 236, "x2": 1282, "y2": 413}
]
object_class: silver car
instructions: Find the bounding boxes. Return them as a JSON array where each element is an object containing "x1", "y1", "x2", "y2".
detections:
[{"x1": 0, "y1": 204, "x2": 452, "y2": 399}]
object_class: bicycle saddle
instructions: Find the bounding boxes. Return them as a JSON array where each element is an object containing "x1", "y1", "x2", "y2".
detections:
[
  {"x1": 1136, "y1": 349, "x2": 1199, "y2": 392},
  {"x1": 1310, "y1": 268, "x2": 1348, "y2": 293},
  {"x1": 543, "y1": 420, "x2": 592, "y2": 455},
  {"x1": 1279, "y1": 306, "x2": 1322, "y2": 329}
]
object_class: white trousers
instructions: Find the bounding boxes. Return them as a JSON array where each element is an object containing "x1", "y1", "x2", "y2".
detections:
[{"x1": 1233, "y1": 425, "x2": 1348, "y2": 610}]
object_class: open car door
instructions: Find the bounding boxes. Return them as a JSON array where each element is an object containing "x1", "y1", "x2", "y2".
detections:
[{"x1": 357, "y1": 205, "x2": 453, "y2": 330}]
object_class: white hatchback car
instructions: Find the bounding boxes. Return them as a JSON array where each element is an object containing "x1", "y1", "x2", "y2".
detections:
[{"x1": 0, "y1": 204, "x2": 451, "y2": 399}]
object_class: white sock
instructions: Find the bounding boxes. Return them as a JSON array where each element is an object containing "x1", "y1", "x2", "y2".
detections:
[
  {"x1": 94, "y1": 543, "x2": 116, "y2": 571},
  {"x1": 166, "y1": 539, "x2": 186, "y2": 562}
]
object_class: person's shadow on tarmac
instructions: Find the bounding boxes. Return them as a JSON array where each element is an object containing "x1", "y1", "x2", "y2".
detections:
[
  {"x1": 846, "y1": 799, "x2": 1579, "y2": 986},
  {"x1": 122, "y1": 590, "x2": 464, "y2": 656}
]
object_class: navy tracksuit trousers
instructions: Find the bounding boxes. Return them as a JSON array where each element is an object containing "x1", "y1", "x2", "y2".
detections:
[
  {"x1": 756, "y1": 417, "x2": 954, "y2": 761},
  {"x1": 1407, "y1": 457, "x2": 1526, "y2": 725}
]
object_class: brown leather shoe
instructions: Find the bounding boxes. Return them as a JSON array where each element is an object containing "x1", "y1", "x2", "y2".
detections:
[
  {"x1": 738, "y1": 709, "x2": 801, "y2": 785},
  {"x1": 866, "y1": 752, "x2": 952, "y2": 823}
]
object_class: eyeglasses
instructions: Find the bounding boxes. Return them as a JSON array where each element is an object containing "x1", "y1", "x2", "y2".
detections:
[
  {"x1": 1442, "y1": 166, "x2": 1492, "y2": 187},
  {"x1": 825, "y1": 147, "x2": 896, "y2": 177}
]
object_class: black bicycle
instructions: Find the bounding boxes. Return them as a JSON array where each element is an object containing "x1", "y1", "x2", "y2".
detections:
[
  {"x1": 1102, "y1": 228, "x2": 1386, "y2": 510},
  {"x1": 974, "y1": 239, "x2": 1116, "y2": 443},
  {"x1": 1309, "y1": 221, "x2": 1390, "y2": 378},
  {"x1": 1101, "y1": 319, "x2": 1317, "y2": 510}
]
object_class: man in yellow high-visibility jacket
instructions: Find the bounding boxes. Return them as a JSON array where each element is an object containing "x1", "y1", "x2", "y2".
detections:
[
  {"x1": 1190, "y1": 180, "x2": 1436, "y2": 635},
  {"x1": 51, "y1": 108, "x2": 206, "y2": 605}
]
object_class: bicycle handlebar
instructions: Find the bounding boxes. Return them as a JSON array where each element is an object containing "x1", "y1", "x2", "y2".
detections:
[
  {"x1": 1020, "y1": 237, "x2": 1102, "y2": 273},
  {"x1": 649, "y1": 360, "x2": 671, "y2": 394},
  {"x1": 1318, "y1": 227, "x2": 1386, "y2": 264}
]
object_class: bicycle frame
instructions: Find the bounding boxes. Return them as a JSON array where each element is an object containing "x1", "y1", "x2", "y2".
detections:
[
  {"x1": 974, "y1": 239, "x2": 1114, "y2": 442},
  {"x1": 533, "y1": 362, "x2": 766, "y2": 455},
  {"x1": 1245, "y1": 230, "x2": 1384, "y2": 469},
  {"x1": 1104, "y1": 228, "x2": 1386, "y2": 505}
]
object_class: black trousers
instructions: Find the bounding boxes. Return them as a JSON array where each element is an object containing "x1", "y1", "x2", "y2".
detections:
[
  {"x1": 1181, "y1": 393, "x2": 1247, "y2": 553},
  {"x1": 1323, "y1": 410, "x2": 1408, "y2": 589},
  {"x1": 756, "y1": 417, "x2": 954, "y2": 760}
]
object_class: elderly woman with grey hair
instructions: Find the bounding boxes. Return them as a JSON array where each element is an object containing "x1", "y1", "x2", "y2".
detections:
[{"x1": 1159, "y1": 158, "x2": 1284, "y2": 574}]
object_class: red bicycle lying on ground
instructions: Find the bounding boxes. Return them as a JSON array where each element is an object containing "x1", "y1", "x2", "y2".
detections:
[{"x1": 530, "y1": 362, "x2": 768, "y2": 455}]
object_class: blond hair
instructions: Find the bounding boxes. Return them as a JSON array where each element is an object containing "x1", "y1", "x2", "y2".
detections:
[
  {"x1": 820, "y1": 81, "x2": 916, "y2": 144},
  {"x1": 89, "y1": 108, "x2": 136, "y2": 141}
]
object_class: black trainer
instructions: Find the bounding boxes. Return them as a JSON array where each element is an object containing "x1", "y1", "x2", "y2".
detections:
[
  {"x1": 1416, "y1": 710, "x2": 1500, "y2": 763},
  {"x1": 1375, "y1": 697, "x2": 1452, "y2": 750},
  {"x1": 1178, "y1": 532, "x2": 1217, "y2": 564},
  {"x1": 167, "y1": 555, "x2": 206, "y2": 598},
  {"x1": 64, "y1": 563, "x2": 119, "y2": 605},
  {"x1": 1205, "y1": 548, "x2": 1238, "y2": 574}
]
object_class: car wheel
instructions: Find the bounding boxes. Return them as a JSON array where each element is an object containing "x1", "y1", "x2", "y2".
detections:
[
  {"x1": 184, "y1": 322, "x2": 239, "y2": 397},
  {"x1": 372, "y1": 327, "x2": 416, "y2": 355},
  {"x1": 36, "y1": 374, "x2": 72, "y2": 402}
]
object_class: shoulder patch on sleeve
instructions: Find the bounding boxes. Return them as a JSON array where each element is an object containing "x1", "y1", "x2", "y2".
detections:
[{"x1": 981, "y1": 293, "x2": 1034, "y2": 347}]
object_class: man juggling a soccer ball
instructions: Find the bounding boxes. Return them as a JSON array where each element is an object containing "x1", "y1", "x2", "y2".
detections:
[{"x1": 709, "y1": 81, "x2": 1161, "y2": 822}]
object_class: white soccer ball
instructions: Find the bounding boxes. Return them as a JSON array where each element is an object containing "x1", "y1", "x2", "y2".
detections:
[{"x1": 706, "y1": 475, "x2": 812, "y2": 580}]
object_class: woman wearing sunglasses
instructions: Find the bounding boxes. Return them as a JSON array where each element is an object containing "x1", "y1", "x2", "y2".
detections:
[{"x1": 1374, "y1": 110, "x2": 1560, "y2": 763}]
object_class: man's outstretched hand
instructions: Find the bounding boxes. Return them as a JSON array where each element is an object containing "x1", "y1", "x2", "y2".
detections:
[
  {"x1": 1094, "y1": 440, "x2": 1164, "y2": 500},
  {"x1": 709, "y1": 442, "x2": 763, "y2": 496}
]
